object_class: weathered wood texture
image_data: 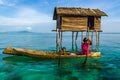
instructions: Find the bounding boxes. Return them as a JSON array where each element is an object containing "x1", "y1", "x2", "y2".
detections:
[
  {"x1": 94, "y1": 17, "x2": 101, "y2": 30},
  {"x1": 56, "y1": 16, "x2": 102, "y2": 31},
  {"x1": 61, "y1": 16, "x2": 87, "y2": 31}
]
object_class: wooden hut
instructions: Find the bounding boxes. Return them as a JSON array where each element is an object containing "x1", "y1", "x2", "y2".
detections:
[{"x1": 53, "y1": 7, "x2": 107, "y2": 52}]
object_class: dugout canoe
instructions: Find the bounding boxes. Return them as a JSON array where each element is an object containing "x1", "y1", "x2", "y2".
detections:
[{"x1": 3, "y1": 47, "x2": 101, "y2": 58}]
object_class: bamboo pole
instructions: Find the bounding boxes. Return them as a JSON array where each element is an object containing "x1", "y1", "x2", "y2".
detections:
[
  {"x1": 97, "y1": 32, "x2": 100, "y2": 51},
  {"x1": 75, "y1": 32, "x2": 78, "y2": 51},
  {"x1": 81, "y1": 32, "x2": 83, "y2": 45},
  {"x1": 96, "y1": 31, "x2": 99, "y2": 51},
  {"x1": 75, "y1": 32, "x2": 78, "y2": 43},
  {"x1": 98, "y1": 32, "x2": 100, "y2": 47},
  {"x1": 58, "y1": 30, "x2": 61, "y2": 51},
  {"x1": 72, "y1": 32, "x2": 74, "y2": 51},
  {"x1": 96, "y1": 31, "x2": 97, "y2": 51},
  {"x1": 87, "y1": 27, "x2": 90, "y2": 39},
  {"x1": 91, "y1": 32, "x2": 94, "y2": 50},
  {"x1": 60, "y1": 31, "x2": 63, "y2": 49},
  {"x1": 58, "y1": 30, "x2": 61, "y2": 65},
  {"x1": 56, "y1": 29, "x2": 59, "y2": 52}
]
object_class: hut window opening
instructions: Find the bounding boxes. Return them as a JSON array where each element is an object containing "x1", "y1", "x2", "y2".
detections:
[{"x1": 88, "y1": 16, "x2": 94, "y2": 30}]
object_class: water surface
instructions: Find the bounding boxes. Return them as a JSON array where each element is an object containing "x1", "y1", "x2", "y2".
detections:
[{"x1": 0, "y1": 32, "x2": 120, "y2": 80}]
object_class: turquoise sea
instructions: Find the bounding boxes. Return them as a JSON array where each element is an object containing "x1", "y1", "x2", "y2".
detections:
[{"x1": 0, "y1": 32, "x2": 120, "y2": 80}]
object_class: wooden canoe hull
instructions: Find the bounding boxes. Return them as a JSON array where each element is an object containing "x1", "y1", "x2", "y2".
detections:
[{"x1": 3, "y1": 47, "x2": 101, "y2": 58}]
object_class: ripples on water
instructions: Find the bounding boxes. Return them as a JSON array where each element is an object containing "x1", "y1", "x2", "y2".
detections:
[{"x1": 0, "y1": 33, "x2": 120, "y2": 80}]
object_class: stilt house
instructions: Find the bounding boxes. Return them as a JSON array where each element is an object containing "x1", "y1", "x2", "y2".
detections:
[{"x1": 53, "y1": 7, "x2": 107, "y2": 52}]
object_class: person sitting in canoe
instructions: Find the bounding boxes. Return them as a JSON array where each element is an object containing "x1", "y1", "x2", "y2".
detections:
[
  {"x1": 61, "y1": 47, "x2": 76, "y2": 55},
  {"x1": 80, "y1": 38, "x2": 92, "y2": 55},
  {"x1": 61, "y1": 47, "x2": 67, "y2": 55}
]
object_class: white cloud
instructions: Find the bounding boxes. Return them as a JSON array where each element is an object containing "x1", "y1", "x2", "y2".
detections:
[
  {"x1": 0, "y1": 7, "x2": 53, "y2": 26},
  {"x1": 0, "y1": 0, "x2": 4, "y2": 4},
  {"x1": 16, "y1": 7, "x2": 53, "y2": 23},
  {"x1": 26, "y1": 27, "x2": 32, "y2": 31},
  {"x1": 0, "y1": 0, "x2": 19, "y2": 6},
  {"x1": 17, "y1": 7, "x2": 38, "y2": 17}
]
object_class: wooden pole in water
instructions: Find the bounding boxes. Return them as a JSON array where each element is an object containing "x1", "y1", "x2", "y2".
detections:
[
  {"x1": 91, "y1": 32, "x2": 94, "y2": 50},
  {"x1": 98, "y1": 32, "x2": 100, "y2": 47},
  {"x1": 81, "y1": 32, "x2": 83, "y2": 45},
  {"x1": 97, "y1": 32, "x2": 100, "y2": 51},
  {"x1": 60, "y1": 31, "x2": 63, "y2": 49},
  {"x1": 58, "y1": 29, "x2": 61, "y2": 51},
  {"x1": 58, "y1": 29, "x2": 62, "y2": 66},
  {"x1": 56, "y1": 29, "x2": 59, "y2": 52},
  {"x1": 75, "y1": 32, "x2": 78, "y2": 51},
  {"x1": 72, "y1": 32, "x2": 74, "y2": 51},
  {"x1": 96, "y1": 31, "x2": 98, "y2": 51},
  {"x1": 75, "y1": 32, "x2": 78, "y2": 43},
  {"x1": 87, "y1": 27, "x2": 90, "y2": 39}
]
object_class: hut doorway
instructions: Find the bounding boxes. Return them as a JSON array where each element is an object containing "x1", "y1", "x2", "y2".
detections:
[{"x1": 88, "y1": 16, "x2": 94, "y2": 30}]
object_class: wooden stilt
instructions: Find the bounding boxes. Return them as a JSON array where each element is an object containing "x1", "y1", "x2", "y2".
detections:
[
  {"x1": 98, "y1": 32, "x2": 100, "y2": 47},
  {"x1": 56, "y1": 29, "x2": 59, "y2": 52},
  {"x1": 96, "y1": 31, "x2": 99, "y2": 51},
  {"x1": 81, "y1": 32, "x2": 83, "y2": 45},
  {"x1": 87, "y1": 32, "x2": 90, "y2": 39},
  {"x1": 60, "y1": 31, "x2": 63, "y2": 49},
  {"x1": 72, "y1": 32, "x2": 74, "y2": 51},
  {"x1": 75, "y1": 32, "x2": 78, "y2": 43},
  {"x1": 75, "y1": 32, "x2": 78, "y2": 51},
  {"x1": 91, "y1": 32, "x2": 94, "y2": 50},
  {"x1": 58, "y1": 29, "x2": 62, "y2": 66},
  {"x1": 58, "y1": 30, "x2": 61, "y2": 51},
  {"x1": 97, "y1": 32, "x2": 100, "y2": 51},
  {"x1": 86, "y1": 27, "x2": 90, "y2": 39}
]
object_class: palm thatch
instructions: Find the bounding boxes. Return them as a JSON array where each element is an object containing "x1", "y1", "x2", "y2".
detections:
[{"x1": 53, "y1": 7, "x2": 108, "y2": 20}]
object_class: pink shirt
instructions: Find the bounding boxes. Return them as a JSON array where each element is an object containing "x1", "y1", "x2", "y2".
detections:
[{"x1": 80, "y1": 41, "x2": 92, "y2": 55}]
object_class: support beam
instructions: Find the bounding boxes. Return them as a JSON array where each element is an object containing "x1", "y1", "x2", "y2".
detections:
[
  {"x1": 72, "y1": 32, "x2": 74, "y2": 51},
  {"x1": 96, "y1": 31, "x2": 99, "y2": 51},
  {"x1": 97, "y1": 32, "x2": 100, "y2": 51},
  {"x1": 75, "y1": 32, "x2": 78, "y2": 51},
  {"x1": 87, "y1": 31, "x2": 90, "y2": 39},
  {"x1": 60, "y1": 31, "x2": 63, "y2": 49},
  {"x1": 98, "y1": 32, "x2": 100, "y2": 47},
  {"x1": 58, "y1": 30, "x2": 61, "y2": 51},
  {"x1": 56, "y1": 29, "x2": 59, "y2": 52},
  {"x1": 91, "y1": 32, "x2": 94, "y2": 50},
  {"x1": 75, "y1": 32, "x2": 78, "y2": 43},
  {"x1": 81, "y1": 32, "x2": 84, "y2": 45}
]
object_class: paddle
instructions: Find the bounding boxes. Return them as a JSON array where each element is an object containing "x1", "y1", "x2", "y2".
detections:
[{"x1": 83, "y1": 27, "x2": 89, "y2": 65}]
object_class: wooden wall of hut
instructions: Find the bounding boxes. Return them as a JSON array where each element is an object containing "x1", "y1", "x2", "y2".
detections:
[
  {"x1": 94, "y1": 17, "x2": 101, "y2": 31},
  {"x1": 61, "y1": 16, "x2": 87, "y2": 31}
]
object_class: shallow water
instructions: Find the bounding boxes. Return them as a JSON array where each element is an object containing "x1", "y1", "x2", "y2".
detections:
[{"x1": 0, "y1": 33, "x2": 120, "y2": 80}]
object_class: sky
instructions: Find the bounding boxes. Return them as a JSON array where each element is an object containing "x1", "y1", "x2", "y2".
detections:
[{"x1": 0, "y1": 0, "x2": 120, "y2": 33}]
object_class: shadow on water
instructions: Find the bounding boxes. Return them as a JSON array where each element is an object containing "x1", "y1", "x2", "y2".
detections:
[
  {"x1": 52, "y1": 57, "x2": 102, "y2": 80},
  {"x1": 2, "y1": 55, "x2": 58, "y2": 65}
]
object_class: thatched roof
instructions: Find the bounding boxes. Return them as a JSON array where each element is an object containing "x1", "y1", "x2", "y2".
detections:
[{"x1": 53, "y1": 7, "x2": 108, "y2": 20}]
